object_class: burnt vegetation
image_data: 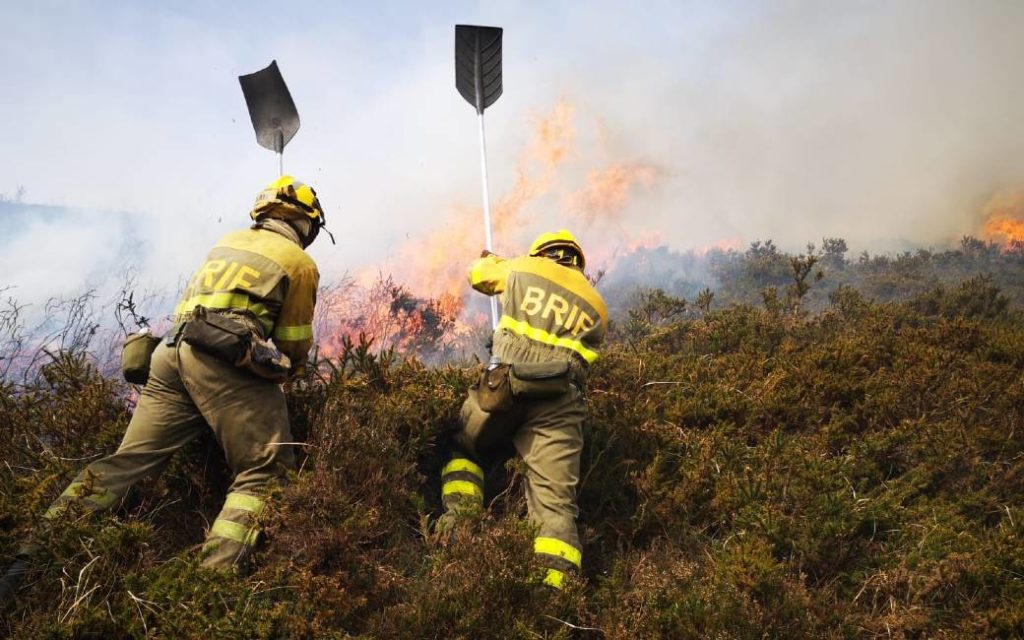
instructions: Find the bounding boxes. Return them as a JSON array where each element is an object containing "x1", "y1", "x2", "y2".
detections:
[{"x1": 2, "y1": 237, "x2": 1024, "y2": 638}]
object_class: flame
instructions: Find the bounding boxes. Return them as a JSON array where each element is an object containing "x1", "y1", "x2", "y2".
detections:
[
  {"x1": 981, "y1": 190, "x2": 1024, "y2": 246},
  {"x1": 314, "y1": 98, "x2": 668, "y2": 359},
  {"x1": 378, "y1": 99, "x2": 578, "y2": 300},
  {"x1": 313, "y1": 275, "x2": 472, "y2": 361},
  {"x1": 695, "y1": 237, "x2": 743, "y2": 256},
  {"x1": 564, "y1": 162, "x2": 662, "y2": 224}
]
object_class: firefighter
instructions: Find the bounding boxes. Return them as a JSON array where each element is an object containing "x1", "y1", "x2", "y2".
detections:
[
  {"x1": 438, "y1": 230, "x2": 607, "y2": 589},
  {"x1": 5, "y1": 176, "x2": 324, "y2": 586}
]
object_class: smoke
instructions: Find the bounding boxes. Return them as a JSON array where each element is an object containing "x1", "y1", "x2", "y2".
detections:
[
  {"x1": 537, "y1": 1, "x2": 1024, "y2": 253},
  {"x1": 0, "y1": 201, "x2": 153, "y2": 305},
  {"x1": 2, "y1": 1, "x2": 1024, "y2": 318}
]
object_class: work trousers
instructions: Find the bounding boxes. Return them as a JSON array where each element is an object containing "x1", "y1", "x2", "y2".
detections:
[
  {"x1": 441, "y1": 383, "x2": 586, "y2": 588},
  {"x1": 45, "y1": 341, "x2": 295, "y2": 569}
]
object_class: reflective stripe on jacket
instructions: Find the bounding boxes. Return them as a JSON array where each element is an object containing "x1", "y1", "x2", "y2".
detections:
[
  {"x1": 173, "y1": 227, "x2": 319, "y2": 371},
  {"x1": 468, "y1": 255, "x2": 607, "y2": 366}
]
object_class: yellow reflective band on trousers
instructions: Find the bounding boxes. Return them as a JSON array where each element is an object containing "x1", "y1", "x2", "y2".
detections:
[
  {"x1": 534, "y1": 536, "x2": 582, "y2": 568},
  {"x1": 543, "y1": 568, "x2": 567, "y2": 589},
  {"x1": 43, "y1": 504, "x2": 65, "y2": 520},
  {"x1": 443, "y1": 458, "x2": 485, "y2": 481},
  {"x1": 223, "y1": 492, "x2": 266, "y2": 515},
  {"x1": 210, "y1": 519, "x2": 259, "y2": 546},
  {"x1": 272, "y1": 323, "x2": 313, "y2": 341},
  {"x1": 442, "y1": 480, "x2": 483, "y2": 500},
  {"x1": 497, "y1": 315, "x2": 599, "y2": 364},
  {"x1": 49, "y1": 480, "x2": 119, "y2": 514}
]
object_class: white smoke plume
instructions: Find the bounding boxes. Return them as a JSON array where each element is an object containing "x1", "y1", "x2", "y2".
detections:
[{"x1": 1, "y1": 1, "x2": 1023, "y2": 315}]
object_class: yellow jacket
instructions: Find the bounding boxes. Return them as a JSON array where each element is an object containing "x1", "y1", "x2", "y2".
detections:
[
  {"x1": 468, "y1": 254, "x2": 607, "y2": 367},
  {"x1": 173, "y1": 226, "x2": 319, "y2": 372}
]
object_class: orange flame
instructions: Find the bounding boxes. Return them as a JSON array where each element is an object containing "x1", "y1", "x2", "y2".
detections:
[
  {"x1": 564, "y1": 162, "x2": 662, "y2": 224},
  {"x1": 695, "y1": 237, "x2": 743, "y2": 256},
  {"x1": 315, "y1": 98, "x2": 668, "y2": 358},
  {"x1": 373, "y1": 99, "x2": 578, "y2": 301},
  {"x1": 981, "y1": 190, "x2": 1024, "y2": 246}
]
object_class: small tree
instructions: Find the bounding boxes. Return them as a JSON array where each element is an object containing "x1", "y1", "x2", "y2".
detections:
[
  {"x1": 821, "y1": 237, "x2": 848, "y2": 271},
  {"x1": 696, "y1": 288, "x2": 714, "y2": 314},
  {"x1": 624, "y1": 288, "x2": 687, "y2": 348},
  {"x1": 785, "y1": 245, "x2": 822, "y2": 313}
]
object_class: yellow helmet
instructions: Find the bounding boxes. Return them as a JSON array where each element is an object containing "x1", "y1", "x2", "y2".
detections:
[
  {"x1": 529, "y1": 229, "x2": 586, "y2": 270},
  {"x1": 250, "y1": 175, "x2": 326, "y2": 246}
]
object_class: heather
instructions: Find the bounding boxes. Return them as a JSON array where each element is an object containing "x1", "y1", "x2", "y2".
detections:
[{"x1": 2, "y1": 240, "x2": 1023, "y2": 638}]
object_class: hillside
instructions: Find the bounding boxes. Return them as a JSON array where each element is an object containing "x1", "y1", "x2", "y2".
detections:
[{"x1": 2, "y1": 264, "x2": 1023, "y2": 638}]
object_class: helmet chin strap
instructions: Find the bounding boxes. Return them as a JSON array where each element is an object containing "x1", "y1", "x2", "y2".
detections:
[
  {"x1": 291, "y1": 217, "x2": 336, "y2": 248},
  {"x1": 288, "y1": 218, "x2": 314, "y2": 248}
]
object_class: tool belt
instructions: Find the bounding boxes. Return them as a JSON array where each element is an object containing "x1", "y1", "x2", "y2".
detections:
[
  {"x1": 476, "y1": 360, "x2": 573, "y2": 413},
  {"x1": 121, "y1": 329, "x2": 162, "y2": 385},
  {"x1": 180, "y1": 306, "x2": 292, "y2": 382}
]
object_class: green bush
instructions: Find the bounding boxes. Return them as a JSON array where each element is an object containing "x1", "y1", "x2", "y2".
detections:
[{"x1": 3, "y1": 278, "x2": 1024, "y2": 638}]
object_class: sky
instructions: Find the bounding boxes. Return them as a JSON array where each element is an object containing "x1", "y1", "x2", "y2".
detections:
[{"x1": 2, "y1": 0, "x2": 1024, "y2": 308}]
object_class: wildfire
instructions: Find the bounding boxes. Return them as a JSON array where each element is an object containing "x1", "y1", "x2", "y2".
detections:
[
  {"x1": 314, "y1": 97, "x2": 667, "y2": 359},
  {"x1": 981, "y1": 190, "x2": 1024, "y2": 246},
  {"x1": 565, "y1": 162, "x2": 662, "y2": 224},
  {"x1": 371, "y1": 98, "x2": 578, "y2": 301},
  {"x1": 695, "y1": 237, "x2": 743, "y2": 256}
]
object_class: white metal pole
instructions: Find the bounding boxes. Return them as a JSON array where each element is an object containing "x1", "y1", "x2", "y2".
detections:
[
  {"x1": 276, "y1": 130, "x2": 285, "y2": 176},
  {"x1": 477, "y1": 112, "x2": 499, "y2": 330}
]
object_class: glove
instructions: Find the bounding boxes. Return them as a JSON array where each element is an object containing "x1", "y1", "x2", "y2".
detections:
[{"x1": 237, "y1": 336, "x2": 292, "y2": 383}]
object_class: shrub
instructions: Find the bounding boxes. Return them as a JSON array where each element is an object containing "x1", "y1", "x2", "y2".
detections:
[{"x1": 3, "y1": 279, "x2": 1024, "y2": 638}]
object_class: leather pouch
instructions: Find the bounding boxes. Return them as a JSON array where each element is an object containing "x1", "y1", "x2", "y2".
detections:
[
  {"x1": 476, "y1": 363, "x2": 513, "y2": 413},
  {"x1": 509, "y1": 361, "x2": 571, "y2": 398},
  {"x1": 181, "y1": 306, "x2": 251, "y2": 365}
]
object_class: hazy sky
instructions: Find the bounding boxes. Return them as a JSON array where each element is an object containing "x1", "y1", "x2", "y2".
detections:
[{"x1": 2, "y1": 1, "x2": 1024, "y2": 304}]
